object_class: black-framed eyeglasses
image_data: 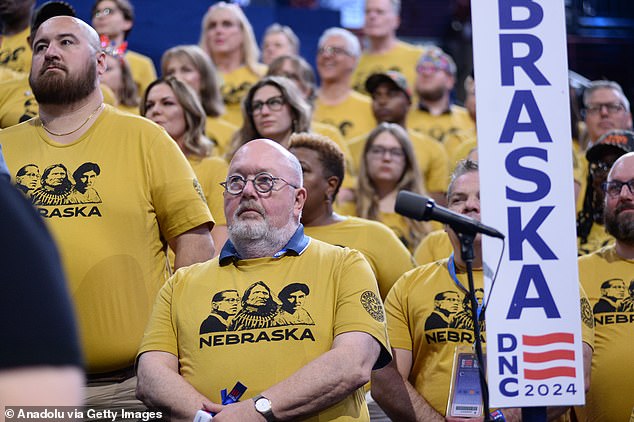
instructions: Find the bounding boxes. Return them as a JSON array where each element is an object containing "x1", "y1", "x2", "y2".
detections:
[
  {"x1": 602, "y1": 179, "x2": 634, "y2": 197},
  {"x1": 583, "y1": 102, "x2": 625, "y2": 117},
  {"x1": 317, "y1": 45, "x2": 351, "y2": 57},
  {"x1": 251, "y1": 96, "x2": 285, "y2": 115},
  {"x1": 94, "y1": 7, "x2": 117, "y2": 18},
  {"x1": 220, "y1": 172, "x2": 299, "y2": 195},
  {"x1": 368, "y1": 145, "x2": 405, "y2": 160}
]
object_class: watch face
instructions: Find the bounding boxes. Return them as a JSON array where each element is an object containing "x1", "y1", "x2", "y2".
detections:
[{"x1": 255, "y1": 397, "x2": 271, "y2": 413}]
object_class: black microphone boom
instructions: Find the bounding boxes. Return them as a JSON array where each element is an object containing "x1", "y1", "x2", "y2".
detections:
[{"x1": 395, "y1": 190, "x2": 505, "y2": 239}]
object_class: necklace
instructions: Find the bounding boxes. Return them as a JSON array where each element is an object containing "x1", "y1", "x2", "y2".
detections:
[{"x1": 41, "y1": 103, "x2": 104, "y2": 137}]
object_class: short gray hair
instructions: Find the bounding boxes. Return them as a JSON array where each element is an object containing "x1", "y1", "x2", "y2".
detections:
[
  {"x1": 318, "y1": 27, "x2": 361, "y2": 59},
  {"x1": 583, "y1": 80, "x2": 630, "y2": 112},
  {"x1": 447, "y1": 159, "x2": 478, "y2": 198},
  {"x1": 263, "y1": 23, "x2": 300, "y2": 54}
]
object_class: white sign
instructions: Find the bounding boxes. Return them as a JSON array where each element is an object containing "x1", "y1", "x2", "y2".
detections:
[{"x1": 471, "y1": 0, "x2": 586, "y2": 407}]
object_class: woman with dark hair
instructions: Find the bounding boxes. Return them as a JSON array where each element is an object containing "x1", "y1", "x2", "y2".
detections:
[
  {"x1": 141, "y1": 76, "x2": 228, "y2": 253},
  {"x1": 343, "y1": 122, "x2": 431, "y2": 251},
  {"x1": 161, "y1": 45, "x2": 236, "y2": 156},
  {"x1": 227, "y1": 75, "x2": 311, "y2": 159}
]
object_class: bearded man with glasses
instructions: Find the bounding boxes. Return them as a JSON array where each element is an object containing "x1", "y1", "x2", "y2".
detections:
[
  {"x1": 576, "y1": 151, "x2": 634, "y2": 422},
  {"x1": 137, "y1": 138, "x2": 391, "y2": 422}
]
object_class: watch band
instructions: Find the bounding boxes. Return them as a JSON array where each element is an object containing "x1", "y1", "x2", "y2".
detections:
[{"x1": 253, "y1": 394, "x2": 275, "y2": 422}]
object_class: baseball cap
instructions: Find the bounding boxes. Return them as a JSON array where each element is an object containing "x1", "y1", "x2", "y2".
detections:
[
  {"x1": 365, "y1": 71, "x2": 412, "y2": 102},
  {"x1": 586, "y1": 129, "x2": 634, "y2": 163},
  {"x1": 416, "y1": 46, "x2": 457, "y2": 76},
  {"x1": 31, "y1": 1, "x2": 77, "y2": 37}
]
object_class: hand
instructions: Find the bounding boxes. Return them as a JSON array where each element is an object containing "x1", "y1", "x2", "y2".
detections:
[{"x1": 203, "y1": 400, "x2": 265, "y2": 421}]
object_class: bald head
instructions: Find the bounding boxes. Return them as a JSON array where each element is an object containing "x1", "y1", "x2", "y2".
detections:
[
  {"x1": 34, "y1": 16, "x2": 101, "y2": 52},
  {"x1": 230, "y1": 138, "x2": 303, "y2": 187}
]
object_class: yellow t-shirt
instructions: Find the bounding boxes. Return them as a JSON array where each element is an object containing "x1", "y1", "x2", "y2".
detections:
[
  {"x1": 348, "y1": 128, "x2": 449, "y2": 193},
  {"x1": 0, "y1": 27, "x2": 31, "y2": 73},
  {"x1": 0, "y1": 66, "x2": 22, "y2": 82},
  {"x1": 576, "y1": 245, "x2": 634, "y2": 422},
  {"x1": 578, "y1": 222, "x2": 614, "y2": 256},
  {"x1": 219, "y1": 64, "x2": 267, "y2": 127},
  {"x1": 0, "y1": 77, "x2": 116, "y2": 129},
  {"x1": 139, "y1": 238, "x2": 391, "y2": 421},
  {"x1": 125, "y1": 50, "x2": 157, "y2": 98},
  {"x1": 313, "y1": 91, "x2": 376, "y2": 142},
  {"x1": 407, "y1": 104, "x2": 475, "y2": 145},
  {"x1": 351, "y1": 41, "x2": 423, "y2": 96},
  {"x1": 304, "y1": 216, "x2": 414, "y2": 299},
  {"x1": 0, "y1": 105, "x2": 213, "y2": 373},
  {"x1": 188, "y1": 155, "x2": 227, "y2": 226},
  {"x1": 413, "y1": 229, "x2": 452, "y2": 266},
  {"x1": 385, "y1": 259, "x2": 595, "y2": 417},
  {"x1": 206, "y1": 116, "x2": 237, "y2": 158}
]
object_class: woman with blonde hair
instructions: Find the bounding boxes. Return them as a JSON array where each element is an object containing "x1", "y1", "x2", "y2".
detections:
[
  {"x1": 141, "y1": 76, "x2": 228, "y2": 253},
  {"x1": 161, "y1": 44, "x2": 236, "y2": 156},
  {"x1": 352, "y1": 122, "x2": 431, "y2": 251},
  {"x1": 199, "y1": 2, "x2": 266, "y2": 126},
  {"x1": 228, "y1": 76, "x2": 311, "y2": 159}
]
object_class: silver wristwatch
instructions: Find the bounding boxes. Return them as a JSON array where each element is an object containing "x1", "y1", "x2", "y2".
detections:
[{"x1": 253, "y1": 394, "x2": 275, "y2": 421}]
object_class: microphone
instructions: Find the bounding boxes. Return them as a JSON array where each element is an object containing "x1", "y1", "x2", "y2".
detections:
[{"x1": 395, "y1": 190, "x2": 505, "y2": 239}]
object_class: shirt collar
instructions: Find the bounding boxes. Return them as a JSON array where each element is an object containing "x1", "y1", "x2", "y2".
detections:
[
  {"x1": 219, "y1": 225, "x2": 310, "y2": 266},
  {"x1": 417, "y1": 101, "x2": 452, "y2": 115}
]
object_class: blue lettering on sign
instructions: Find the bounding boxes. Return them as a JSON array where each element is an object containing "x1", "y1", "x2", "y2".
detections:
[
  {"x1": 505, "y1": 147, "x2": 551, "y2": 202},
  {"x1": 508, "y1": 206, "x2": 557, "y2": 260},
  {"x1": 497, "y1": 334, "x2": 520, "y2": 396},
  {"x1": 499, "y1": 91, "x2": 552, "y2": 143},
  {"x1": 499, "y1": 35, "x2": 550, "y2": 86},
  {"x1": 499, "y1": 0, "x2": 544, "y2": 30},
  {"x1": 501, "y1": 378, "x2": 520, "y2": 397},
  {"x1": 507, "y1": 265, "x2": 561, "y2": 319}
]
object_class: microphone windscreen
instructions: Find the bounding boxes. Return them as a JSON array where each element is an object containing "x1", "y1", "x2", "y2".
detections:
[{"x1": 395, "y1": 191, "x2": 430, "y2": 221}]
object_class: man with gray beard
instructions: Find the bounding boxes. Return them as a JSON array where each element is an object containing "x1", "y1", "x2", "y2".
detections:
[
  {"x1": 577, "y1": 152, "x2": 634, "y2": 422},
  {"x1": 0, "y1": 15, "x2": 214, "y2": 416},
  {"x1": 137, "y1": 139, "x2": 391, "y2": 422}
]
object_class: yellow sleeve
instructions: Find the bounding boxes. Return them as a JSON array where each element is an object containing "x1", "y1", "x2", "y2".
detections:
[
  {"x1": 384, "y1": 274, "x2": 414, "y2": 351},
  {"x1": 334, "y1": 248, "x2": 392, "y2": 368},
  {"x1": 148, "y1": 133, "x2": 214, "y2": 239},
  {"x1": 138, "y1": 275, "x2": 179, "y2": 359}
]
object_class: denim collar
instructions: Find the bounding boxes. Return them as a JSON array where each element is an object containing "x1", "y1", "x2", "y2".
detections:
[{"x1": 219, "y1": 225, "x2": 310, "y2": 266}]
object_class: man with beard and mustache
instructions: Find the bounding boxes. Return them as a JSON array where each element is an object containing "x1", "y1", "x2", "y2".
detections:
[
  {"x1": 372, "y1": 160, "x2": 594, "y2": 421},
  {"x1": 576, "y1": 152, "x2": 634, "y2": 422},
  {"x1": 406, "y1": 46, "x2": 475, "y2": 147},
  {"x1": 137, "y1": 139, "x2": 391, "y2": 422},
  {"x1": 0, "y1": 15, "x2": 215, "y2": 414}
]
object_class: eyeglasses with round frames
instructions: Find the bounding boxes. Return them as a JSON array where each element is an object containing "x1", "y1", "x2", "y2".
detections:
[
  {"x1": 251, "y1": 96, "x2": 285, "y2": 115},
  {"x1": 317, "y1": 45, "x2": 351, "y2": 57},
  {"x1": 602, "y1": 179, "x2": 634, "y2": 197},
  {"x1": 368, "y1": 145, "x2": 405, "y2": 160},
  {"x1": 220, "y1": 172, "x2": 299, "y2": 195},
  {"x1": 583, "y1": 103, "x2": 625, "y2": 116},
  {"x1": 94, "y1": 7, "x2": 117, "y2": 18}
]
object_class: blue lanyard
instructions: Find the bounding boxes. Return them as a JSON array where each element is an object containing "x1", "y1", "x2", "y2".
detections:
[{"x1": 448, "y1": 253, "x2": 484, "y2": 322}]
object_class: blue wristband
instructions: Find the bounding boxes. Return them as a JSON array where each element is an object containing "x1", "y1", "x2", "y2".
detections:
[{"x1": 490, "y1": 410, "x2": 506, "y2": 421}]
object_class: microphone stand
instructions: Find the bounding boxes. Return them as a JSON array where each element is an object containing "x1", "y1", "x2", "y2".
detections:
[
  {"x1": 458, "y1": 231, "x2": 547, "y2": 422},
  {"x1": 457, "y1": 231, "x2": 492, "y2": 422}
]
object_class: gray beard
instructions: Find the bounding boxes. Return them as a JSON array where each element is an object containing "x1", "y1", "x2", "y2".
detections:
[{"x1": 229, "y1": 216, "x2": 299, "y2": 259}]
